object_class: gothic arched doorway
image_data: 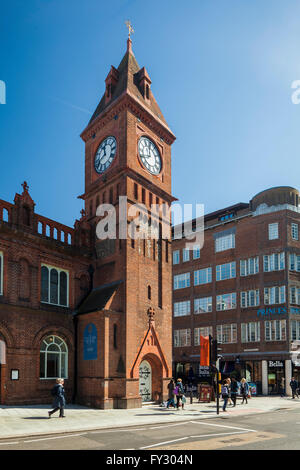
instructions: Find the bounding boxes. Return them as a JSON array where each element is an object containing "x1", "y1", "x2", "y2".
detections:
[{"x1": 139, "y1": 360, "x2": 152, "y2": 402}]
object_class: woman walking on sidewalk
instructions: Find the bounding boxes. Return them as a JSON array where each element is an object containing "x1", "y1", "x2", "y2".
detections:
[
  {"x1": 226, "y1": 378, "x2": 233, "y2": 406},
  {"x1": 166, "y1": 379, "x2": 176, "y2": 408},
  {"x1": 221, "y1": 379, "x2": 229, "y2": 412},
  {"x1": 48, "y1": 378, "x2": 66, "y2": 418},
  {"x1": 175, "y1": 378, "x2": 185, "y2": 410},
  {"x1": 240, "y1": 378, "x2": 249, "y2": 404}
]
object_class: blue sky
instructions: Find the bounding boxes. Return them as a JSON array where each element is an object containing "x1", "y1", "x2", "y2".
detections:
[{"x1": 1, "y1": 0, "x2": 300, "y2": 227}]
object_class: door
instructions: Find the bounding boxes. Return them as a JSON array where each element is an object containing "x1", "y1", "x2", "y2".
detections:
[{"x1": 139, "y1": 360, "x2": 152, "y2": 402}]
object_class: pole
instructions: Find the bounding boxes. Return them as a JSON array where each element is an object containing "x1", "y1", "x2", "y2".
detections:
[{"x1": 216, "y1": 358, "x2": 220, "y2": 415}]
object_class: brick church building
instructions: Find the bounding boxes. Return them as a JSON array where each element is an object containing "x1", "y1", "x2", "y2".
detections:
[{"x1": 0, "y1": 36, "x2": 175, "y2": 408}]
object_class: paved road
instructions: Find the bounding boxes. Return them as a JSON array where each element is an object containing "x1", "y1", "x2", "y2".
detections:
[{"x1": 0, "y1": 406, "x2": 299, "y2": 450}]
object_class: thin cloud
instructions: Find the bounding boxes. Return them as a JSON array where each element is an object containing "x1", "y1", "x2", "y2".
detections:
[{"x1": 51, "y1": 96, "x2": 92, "y2": 115}]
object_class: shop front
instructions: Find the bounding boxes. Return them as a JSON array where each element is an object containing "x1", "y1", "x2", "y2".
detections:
[{"x1": 267, "y1": 360, "x2": 285, "y2": 395}]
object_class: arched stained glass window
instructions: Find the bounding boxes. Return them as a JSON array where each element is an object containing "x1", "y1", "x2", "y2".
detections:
[{"x1": 40, "y1": 335, "x2": 68, "y2": 379}]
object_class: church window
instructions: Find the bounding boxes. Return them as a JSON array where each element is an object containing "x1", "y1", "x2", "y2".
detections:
[
  {"x1": 146, "y1": 85, "x2": 150, "y2": 100},
  {"x1": 22, "y1": 205, "x2": 30, "y2": 226},
  {"x1": 113, "y1": 324, "x2": 118, "y2": 349},
  {"x1": 142, "y1": 188, "x2": 145, "y2": 204},
  {"x1": 40, "y1": 335, "x2": 68, "y2": 379},
  {"x1": 41, "y1": 265, "x2": 69, "y2": 307},
  {"x1": 149, "y1": 192, "x2": 153, "y2": 207},
  {"x1": 109, "y1": 188, "x2": 113, "y2": 204},
  {"x1": 134, "y1": 183, "x2": 138, "y2": 200},
  {"x1": 148, "y1": 285, "x2": 151, "y2": 300},
  {"x1": 2, "y1": 208, "x2": 9, "y2": 222}
]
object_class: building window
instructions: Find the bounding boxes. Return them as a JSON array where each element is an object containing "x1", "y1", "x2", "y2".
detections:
[
  {"x1": 193, "y1": 245, "x2": 200, "y2": 259},
  {"x1": 142, "y1": 188, "x2": 146, "y2": 204},
  {"x1": 240, "y1": 289, "x2": 260, "y2": 308},
  {"x1": 194, "y1": 327, "x2": 213, "y2": 346},
  {"x1": 109, "y1": 188, "x2": 113, "y2": 204},
  {"x1": 240, "y1": 256, "x2": 259, "y2": 276},
  {"x1": 113, "y1": 324, "x2": 118, "y2": 349},
  {"x1": 216, "y1": 292, "x2": 236, "y2": 311},
  {"x1": 241, "y1": 322, "x2": 260, "y2": 342},
  {"x1": 174, "y1": 329, "x2": 191, "y2": 347},
  {"x1": 173, "y1": 272, "x2": 190, "y2": 290},
  {"x1": 41, "y1": 265, "x2": 69, "y2": 307},
  {"x1": 289, "y1": 253, "x2": 300, "y2": 272},
  {"x1": 292, "y1": 223, "x2": 299, "y2": 241},
  {"x1": 216, "y1": 262, "x2": 236, "y2": 281},
  {"x1": 216, "y1": 324, "x2": 237, "y2": 344},
  {"x1": 291, "y1": 320, "x2": 300, "y2": 340},
  {"x1": 134, "y1": 183, "x2": 138, "y2": 200},
  {"x1": 263, "y1": 252, "x2": 285, "y2": 272},
  {"x1": 215, "y1": 232, "x2": 235, "y2": 252},
  {"x1": 194, "y1": 296, "x2": 213, "y2": 314},
  {"x1": 264, "y1": 286, "x2": 286, "y2": 305},
  {"x1": 172, "y1": 250, "x2": 180, "y2": 265},
  {"x1": 268, "y1": 223, "x2": 279, "y2": 240},
  {"x1": 40, "y1": 335, "x2": 68, "y2": 379},
  {"x1": 148, "y1": 285, "x2": 151, "y2": 300},
  {"x1": 182, "y1": 248, "x2": 190, "y2": 262},
  {"x1": 194, "y1": 267, "x2": 212, "y2": 286},
  {"x1": 290, "y1": 286, "x2": 300, "y2": 305},
  {"x1": 265, "y1": 320, "x2": 286, "y2": 341},
  {"x1": 174, "y1": 300, "x2": 191, "y2": 317}
]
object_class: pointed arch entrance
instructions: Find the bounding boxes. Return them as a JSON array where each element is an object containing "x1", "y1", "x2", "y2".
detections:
[{"x1": 138, "y1": 353, "x2": 164, "y2": 402}]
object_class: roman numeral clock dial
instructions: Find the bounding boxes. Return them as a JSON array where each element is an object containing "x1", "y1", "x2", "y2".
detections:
[
  {"x1": 138, "y1": 137, "x2": 162, "y2": 175},
  {"x1": 94, "y1": 136, "x2": 117, "y2": 174}
]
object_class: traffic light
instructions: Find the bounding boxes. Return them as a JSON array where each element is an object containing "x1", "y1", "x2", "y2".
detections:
[{"x1": 210, "y1": 339, "x2": 218, "y2": 364}]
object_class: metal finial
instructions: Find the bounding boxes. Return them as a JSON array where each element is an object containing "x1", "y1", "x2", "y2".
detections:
[{"x1": 125, "y1": 20, "x2": 134, "y2": 38}]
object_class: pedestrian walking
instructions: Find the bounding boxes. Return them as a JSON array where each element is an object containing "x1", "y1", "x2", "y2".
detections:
[
  {"x1": 221, "y1": 379, "x2": 229, "y2": 412},
  {"x1": 175, "y1": 378, "x2": 185, "y2": 410},
  {"x1": 290, "y1": 377, "x2": 299, "y2": 399},
  {"x1": 166, "y1": 379, "x2": 176, "y2": 408},
  {"x1": 48, "y1": 378, "x2": 66, "y2": 418},
  {"x1": 226, "y1": 378, "x2": 233, "y2": 405},
  {"x1": 231, "y1": 377, "x2": 238, "y2": 407},
  {"x1": 240, "y1": 378, "x2": 249, "y2": 404},
  {"x1": 280, "y1": 377, "x2": 285, "y2": 397}
]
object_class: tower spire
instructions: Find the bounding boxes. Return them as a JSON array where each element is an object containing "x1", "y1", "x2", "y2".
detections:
[{"x1": 125, "y1": 20, "x2": 134, "y2": 53}]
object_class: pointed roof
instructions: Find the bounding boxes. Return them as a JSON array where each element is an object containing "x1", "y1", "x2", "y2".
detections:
[{"x1": 88, "y1": 40, "x2": 168, "y2": 126}]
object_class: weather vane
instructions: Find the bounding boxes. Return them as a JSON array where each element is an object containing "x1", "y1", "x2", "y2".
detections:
[{"x1": 125, "y1": 20, "x2": 134, "y2": 39}]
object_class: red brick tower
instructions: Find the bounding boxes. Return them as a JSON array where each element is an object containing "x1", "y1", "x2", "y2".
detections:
[{"x1": 76, "y1": 36, "x2": 176, "y2": 408}]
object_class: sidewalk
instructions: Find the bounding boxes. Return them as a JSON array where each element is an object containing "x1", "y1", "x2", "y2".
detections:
[{"x1": 0, "y1": 396, "x2": 299, "y2": 440}]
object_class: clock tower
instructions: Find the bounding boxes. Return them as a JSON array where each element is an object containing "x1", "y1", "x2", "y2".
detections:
[{"x1": 76, "y1": 34, "x2": 176, "y2": 409}]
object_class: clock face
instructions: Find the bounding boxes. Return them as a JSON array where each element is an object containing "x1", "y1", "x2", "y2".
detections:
[
  {"x1": 94, "y1": 136, "x2": 117, "y2": 174},
  {"x1": 138, "y1": 137, "x2": 162, "y2": 175}
]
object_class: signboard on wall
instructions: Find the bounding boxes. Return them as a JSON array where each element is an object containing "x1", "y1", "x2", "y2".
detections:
[
  {"x1": 83, "y1": 323, "x2": 98, "y2": 360},
  {"x1": 268, "y1": 360, "x2": 284, "y2": 368}
]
